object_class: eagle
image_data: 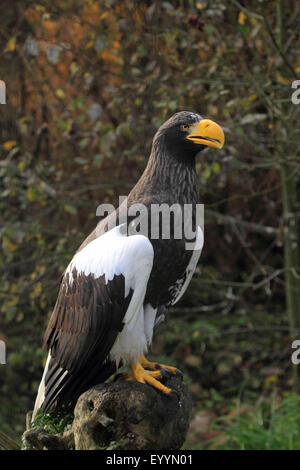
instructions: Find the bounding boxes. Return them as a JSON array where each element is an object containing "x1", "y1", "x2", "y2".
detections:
[{"x1": 32, "y1": 111, "x2": 224, "y2": 420}]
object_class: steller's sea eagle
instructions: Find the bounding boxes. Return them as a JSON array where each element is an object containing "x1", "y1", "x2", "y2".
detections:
[{"x1": 32, "y1": 111, "x2": 224, "y2": 420}]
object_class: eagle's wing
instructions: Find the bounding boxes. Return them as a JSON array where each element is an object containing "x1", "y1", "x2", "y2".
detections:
[
  {"x1": 150, "y1": 226, "x2": 203, "y2": 333},
  {"x1": 32, "y1": 224, "x2": 154, "y2": 418},
  {"x1": 169, "y1": 225, "x2": 204, "y2": 306}
]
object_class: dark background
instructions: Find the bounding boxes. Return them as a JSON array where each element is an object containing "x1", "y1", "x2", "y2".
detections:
[{"x1": 0, "y1": 0, "x2": 299, "y2": 449}]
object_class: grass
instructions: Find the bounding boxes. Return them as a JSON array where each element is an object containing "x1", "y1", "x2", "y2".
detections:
[{"x1": 211, "y1": 394, "x2": 300, "y2": 450}]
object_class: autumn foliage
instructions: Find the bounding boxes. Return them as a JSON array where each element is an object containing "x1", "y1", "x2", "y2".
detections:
[{"x1": 0, "y1": 0, "x2": 299, "y2": 448}]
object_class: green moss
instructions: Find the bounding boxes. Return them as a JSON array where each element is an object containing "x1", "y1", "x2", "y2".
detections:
[{"x1": 31, "y1": 407, "x2": 74, "y2": 435}]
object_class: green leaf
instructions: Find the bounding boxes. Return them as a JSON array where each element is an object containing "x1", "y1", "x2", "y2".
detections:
[
  {"x1": 56, "y1": 89, "x2": 65, "y2": 100},
  {"x1": 63, "y1": 204, "x2": 77, "y2": 215}
]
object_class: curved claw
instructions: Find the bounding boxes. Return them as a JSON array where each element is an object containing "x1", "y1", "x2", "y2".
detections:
[
  {"x1": 170, "y1": 389, "x2": 180, "y2": 400},
  {"x1": 127, "y1": 362, "x2": 172, "y2": 395},
  {"x1": 124, "y1": 356, "x2": 184, "y2": 397},
  {"x1": 174, "y1": 368, "x2": 183, "y2": 380},
  {"x1": 159, "y1": 368, "x2": 171, "y2": 378},
  {"x1": 141, "y1": 357, "x2": 183, "y2": 379}
]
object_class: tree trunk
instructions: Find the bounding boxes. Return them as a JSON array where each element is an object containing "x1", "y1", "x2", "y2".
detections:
[{"x1": 22, "y1": 374, "x2": 192, "y2": 450}]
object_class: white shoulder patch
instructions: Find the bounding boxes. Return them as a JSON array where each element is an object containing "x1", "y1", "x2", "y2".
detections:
[
  {"x1": 66, "y1": 224, "x2": 154, "y2": 299},
  {"x1": 65, "y1": 225, "x2": 154, "y2": 365},
  {"x1": 170, "y1": 225, "x2": 203, "y2": 305}
]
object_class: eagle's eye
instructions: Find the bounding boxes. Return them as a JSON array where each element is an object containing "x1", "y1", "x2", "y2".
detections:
[{"x1": 181, "y1": 124, "x2": 190, "y2": 131}]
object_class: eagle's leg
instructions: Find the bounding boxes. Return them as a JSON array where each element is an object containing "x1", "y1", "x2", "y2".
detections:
[
  {"x1": 140, "y1": 355, "x2": 183, "y2": 378},
  {"x1": 126, "y1": 359, "x2": 172, "y2": 395}
]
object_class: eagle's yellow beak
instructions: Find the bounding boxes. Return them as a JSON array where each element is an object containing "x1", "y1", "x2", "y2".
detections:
[{"x1": 186, "y1": 119, "x2": 225, "y2": 149}]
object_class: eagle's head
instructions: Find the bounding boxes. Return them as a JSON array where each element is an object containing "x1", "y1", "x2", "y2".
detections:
[{"x1": 153, "y1": 111, "x2": 225, "y2": 160}]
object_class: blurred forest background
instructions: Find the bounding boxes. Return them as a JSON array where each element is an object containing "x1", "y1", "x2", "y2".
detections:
[{"x1": 0, "y1": 0, "x2": 300, "y2": 450}]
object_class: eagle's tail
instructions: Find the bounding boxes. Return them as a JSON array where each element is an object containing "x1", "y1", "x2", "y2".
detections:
[{"x1": 32, "y1": 352, "x2": 51, "y2": 422}]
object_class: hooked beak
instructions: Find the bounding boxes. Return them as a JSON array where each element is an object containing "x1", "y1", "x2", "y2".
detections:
[{"x1": 186, "y1": 119, "x2": 225, "y2": 149}]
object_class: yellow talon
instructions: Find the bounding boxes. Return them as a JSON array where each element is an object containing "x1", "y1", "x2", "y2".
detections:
[
  {"x1": 127, "y1": 359, "x2": 172, "y2": 395},
  {"x1": 140, "y1": 355, "x2": 180, "y2": 375}
]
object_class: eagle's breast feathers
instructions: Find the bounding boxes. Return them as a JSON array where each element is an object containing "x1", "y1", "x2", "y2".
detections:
[{"x1": 32, "y1": 111, "x2": 224, "y2": 418}]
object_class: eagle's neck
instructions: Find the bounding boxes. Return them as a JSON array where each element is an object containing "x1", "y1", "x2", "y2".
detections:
[
  {"x1": 79, "y1": 140, "x2": 200, "y2": 250},
  {"x1": 129, "y1": 140, "x2": 199, "y2": 207}
]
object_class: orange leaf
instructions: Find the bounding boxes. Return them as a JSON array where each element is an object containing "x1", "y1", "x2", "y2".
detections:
[
  {"x1": 24, "y1": 7, "x2": 41, "y2": 24},
  {"x1": 238, "y1": 11, "x2": 246, "y2": 25},
  {"x1": 42, "y1": 20, "x2": 58, "y2": 39},
  {"x1": 3, "y1": 236, "x2": 18, "y2": 252},
  {"x1": 3, "y1": 140, "x2": 16, "y2": 151}
]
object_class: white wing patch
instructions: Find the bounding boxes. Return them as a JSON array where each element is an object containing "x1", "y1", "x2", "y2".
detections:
[
  {"x1": 65, "y1": 224, "x2": 154, "y2": 364},
  {"x1": 170, "y1": 226, "x2": 204, "y2": 305},
  {"x1": 66, "y1": 224, "x2": 153, "y2": 300}
]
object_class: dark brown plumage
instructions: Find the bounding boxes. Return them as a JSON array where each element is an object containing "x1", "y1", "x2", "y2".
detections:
[{"x1": 33, "y1": 111, "x2": 225, "y2": 418}]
